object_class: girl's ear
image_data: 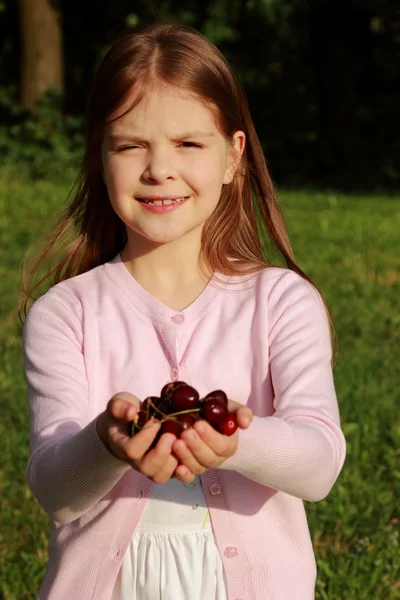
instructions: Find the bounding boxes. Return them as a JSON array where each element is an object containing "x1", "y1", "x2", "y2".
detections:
[{"x1": 223, "y1": 131, "x2": 246, "y2": 184}]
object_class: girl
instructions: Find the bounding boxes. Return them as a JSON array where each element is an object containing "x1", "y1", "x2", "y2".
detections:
[{"x1": 22, "y1": 23, "x2": 346, "y2": 600}]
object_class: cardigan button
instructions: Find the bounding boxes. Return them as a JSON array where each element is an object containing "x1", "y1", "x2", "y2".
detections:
[
  {"x1": 209, "y1": 483, "x2": 222, "y2": 495},
  {"x1": 114, "y1": 547, "x2": 123, "y2": 560},
  {"x1": 172, "y1": 314, "x2": 185, "y2": 324},
  {"x1": 224, "y1": 546, "x2": 238, "y2": 558},
  {"x1": 171, "y1": 367, "x2": 179, "y2": 381}
]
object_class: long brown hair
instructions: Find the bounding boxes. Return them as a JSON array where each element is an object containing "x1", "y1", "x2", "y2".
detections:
[{"x1": 19, "y1": 23, "x2": 335, "y2": 357}]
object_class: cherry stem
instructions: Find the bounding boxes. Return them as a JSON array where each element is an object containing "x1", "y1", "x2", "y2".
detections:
[
  {"x1": 163, "y1": 408, "x2": 201, "y2": 423},
  {"x1": 133, "y1": 407, "x2": 202, "y2": 431},
  {"x1": 147, "y1": 398, "x2": 167, "y2": 419}
]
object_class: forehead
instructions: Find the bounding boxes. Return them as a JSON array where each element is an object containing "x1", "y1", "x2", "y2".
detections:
[{"x1": 108, "y1": 86, "x2": 221, "y2": 134}]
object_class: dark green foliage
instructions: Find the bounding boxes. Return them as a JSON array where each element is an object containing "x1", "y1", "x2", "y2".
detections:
[
  {"x1": 0, "y1": 87, "x2": 84, "y2": 180},
  {"x1": 0, "y1": 0, "x2": 399, "y2": 190}
]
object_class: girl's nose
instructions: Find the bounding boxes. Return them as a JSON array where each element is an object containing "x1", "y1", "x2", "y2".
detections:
[{"x1": 142, "y1": 148, "x2": 177, "y2": 183}]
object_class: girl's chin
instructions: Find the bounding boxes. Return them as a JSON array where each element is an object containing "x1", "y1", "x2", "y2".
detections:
[
  {"x1": 129, "y1": 230, "x2": 191, "y2": 247},
  {"x1": 131, "y1": 223, "x2": 204, "y2": 244}
]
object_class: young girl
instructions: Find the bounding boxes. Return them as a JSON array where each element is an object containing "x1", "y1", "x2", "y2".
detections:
[{"x1": 22, "y1": 23, "x2": 346, "y2": 600}]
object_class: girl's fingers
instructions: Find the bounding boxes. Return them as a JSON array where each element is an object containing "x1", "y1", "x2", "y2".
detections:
[
  {"x1": 235, "y1": 406, "x2": 253, "y2": 429},
  {"x1": 124, "y1": 403, "x2": 138, "y2": 422},
  {"x1": 124, "y1": 419, "x2": 161, "y2": 462},
  {"x1": 192, "y1": 420, "x2": 233, "y2": 455},
  {"x1": 140, "y1": 433, "x2": 177, "y2": 478},
  {"x1": 105, "y1": 393, "x2": 248, "y2": 484},
  {"x1": 107, "y1": 392, "x2": 141, "y2": 420},
  {"x1": 106, "y1": 397, "x2": 126, "y2": 420},
  {"x1": 151, "y1": 454, "x2": 179, "y2": 485},
  {"x1": 175, "y1": 463, "x2": 196, "y2": 484},
  {"x1": 172, "y1": 437, "x2": 209, "y2": 474},
  {"x1": 227, "y1": 400, "x2": 253, "y2": 429}
]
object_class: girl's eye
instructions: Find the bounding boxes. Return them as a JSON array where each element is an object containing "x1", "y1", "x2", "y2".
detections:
[
  {"x1": 117, "y1": 145, "x2": 141, "y2": 152},
  {"x1": 115, "y1": 142, "x2": 202, "y2": 151},
  {"x1": 179, "y1": 142, "x2": 203, "y2": 148}
]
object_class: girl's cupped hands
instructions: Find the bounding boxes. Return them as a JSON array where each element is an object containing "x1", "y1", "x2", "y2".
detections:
[
  {"x1": 96, "y1": 392, "x2": 179, "y2": 484},
  {"x1": 96, "y1": 393, "x2": 253, "y2": 485},
  {"x1": 172, "y1": 399, "x2": 253, "y2": 484}
]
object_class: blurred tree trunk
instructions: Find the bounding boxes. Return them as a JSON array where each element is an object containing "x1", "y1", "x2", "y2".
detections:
[{"x1": 18, "y1": 0, "x2": 64, "y2": 110}]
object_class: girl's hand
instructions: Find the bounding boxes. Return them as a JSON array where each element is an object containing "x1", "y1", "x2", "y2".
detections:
[
  {"x1": 96, "y1": 392, "x2": 179, "y2": 484},
  {"x1": 172, "y1": 400, "x2": 253, "y2": 484}
]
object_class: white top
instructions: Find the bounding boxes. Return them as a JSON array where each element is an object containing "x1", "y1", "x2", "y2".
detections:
[
  {"x1": 138, "y1": 475, "x2": 210, "y2": 528},
  {"x1": 111, "y1": 477, "x2": 228, "y2": 600}
]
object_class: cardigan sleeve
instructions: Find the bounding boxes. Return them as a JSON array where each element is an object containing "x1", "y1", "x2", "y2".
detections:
[
  {"x1": 221, "y1": 272, "x2": 346, "y2": 502},
  {"x1": 23, "y1": 287, "x2": 130, "y2": 525}
]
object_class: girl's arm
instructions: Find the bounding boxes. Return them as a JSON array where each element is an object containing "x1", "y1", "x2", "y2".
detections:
[
  {"x1": 220, "y1": 273, "x2": 346, "y2": 501},
  {"x1": 23, "y1": 288, "x2": 132, "y2": 524},
  {"x1": 174, "y1": 272, "x2": 346, "y2": 501}
]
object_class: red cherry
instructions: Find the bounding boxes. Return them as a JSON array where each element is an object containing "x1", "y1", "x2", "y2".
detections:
[
  {"x1": 170, "y1": 384, "x2": 200, "y2": 412},
  {"x1": 160, "y1": 381, "x2": 185, "y2": 399},
  {"x1": 202, "y1": 398, "x2": 229, "y2": 424},
  {"x1": 218, "y1": 414, "x2": 238, "y2": 436},
  {"x1": 176, "y1": 413, "x2": 196, "y2": 430},
  {"x1": 142, "y1": 396, "x2": 158, "y2": 416},
  {"x1": 141, "y1": 397, "x2": 151, "y2": 417},
  {"x1": 136, "y1": 410, "x2": 148, "y2": 428},
  {"x1": 143, "y1": 396, "x2": 169, "y2": 419},
  {"x1": 130, "y1": 409, "x2": 148, "y2": 436},
  {"x1": 205, "y1": 390, "x2": 228, "y2": 405},
  {"x1": 160, "y1": 419, "x2": 184, "y2": 437}
]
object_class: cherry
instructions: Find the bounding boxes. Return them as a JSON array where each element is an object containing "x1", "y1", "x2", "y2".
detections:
[
  {"x1": 157, "y1": 397, "x2": 171, "y2": 416},
  {"x1": 130, "y1": 381, "x2": 235, "y2": 442},
  {"x1": 129, "y1": 409, "x2": 149, "y2": 435},
  {"x1": 143, "y1": 396, "x2": 169, "y2": 419},
  {"x1": 205, "y1": 390, "x2": 228, "y2": 405},
  {"x1": 202, "y1": 398, "x2": 229, "y2": 424},
  {"x1": 160, "y1": 381, "x2": 185, "y2": 400},
  {"x1": 160, "y1": 419, "x2": 184, "y2": 437},
  {"x1": 159, "y1": 412, "x2": 196, "y2": 437},
  {"x1": 136, "y1": 410, "x2": 148, "y2": 429},
  {"x1": 142, "y1": 396, "x2": 158, "y2": 416},
  {"x1": 218, "y1": 414, "x2": 238, "y2": 436},
  {"x1": 170, "y1": 384, "x2": 200, "y2": 412},
  {"x1": 141, "y1": 398, "x2": 151, "y2": 417},
  {"x1": 176, "y1": 413, "x2": 196, "y2": 430}
]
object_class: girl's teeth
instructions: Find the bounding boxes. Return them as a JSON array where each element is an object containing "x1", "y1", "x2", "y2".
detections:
[{"x1": 142, "y1": 197, "x2": 186, "y2": 205}]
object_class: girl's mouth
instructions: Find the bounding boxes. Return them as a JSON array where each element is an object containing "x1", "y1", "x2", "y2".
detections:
[
  {"x1": 135, "y1": 196, "x2": 191, "y2": 214},
  {"x1": 136, "y1": 196, "x2": 189, "y2": 205}
]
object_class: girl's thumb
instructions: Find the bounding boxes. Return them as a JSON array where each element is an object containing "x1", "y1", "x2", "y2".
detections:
[
  {"x1": 112, "y1": 391, "x2": 141, "y2": 406},
  {"x1": 107, "y1": 392, "x2": 141, "y2": 419}
]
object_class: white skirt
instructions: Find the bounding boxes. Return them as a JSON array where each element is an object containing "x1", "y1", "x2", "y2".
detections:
[
  {"x1": 111, "y1": 524, "x2": 228, "y2": 600},
  {"x1": 112, "y1": 477, "x2": 228, "y2": 600}
]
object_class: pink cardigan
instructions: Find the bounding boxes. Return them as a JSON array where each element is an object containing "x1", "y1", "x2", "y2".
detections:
[{"x1": 24, "y1": 254, "x2": 346, "y2": 600}]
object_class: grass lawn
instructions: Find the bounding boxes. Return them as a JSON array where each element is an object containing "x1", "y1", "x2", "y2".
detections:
[{"x1": 0, "y1": 172, "x2": 399, "y2": 599}]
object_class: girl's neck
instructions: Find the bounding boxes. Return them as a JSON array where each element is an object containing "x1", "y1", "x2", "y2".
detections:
[{"x1": 120, "y1": 232, "x2": 212, "y2": 311}]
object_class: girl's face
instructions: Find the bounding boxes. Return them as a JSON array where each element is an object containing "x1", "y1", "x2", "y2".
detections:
[{"x1": 101, "y1": 87, "x2": 245, "y2": 250}]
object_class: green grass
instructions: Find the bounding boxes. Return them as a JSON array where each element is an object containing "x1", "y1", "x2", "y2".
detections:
[{"x1": 0, "y1": 173, "x2": 399, "y2": 599}]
